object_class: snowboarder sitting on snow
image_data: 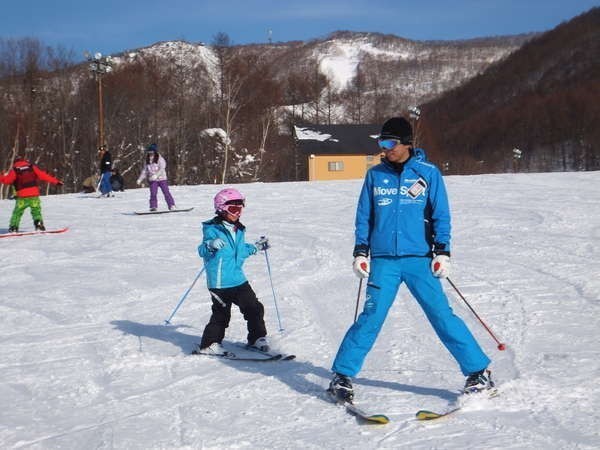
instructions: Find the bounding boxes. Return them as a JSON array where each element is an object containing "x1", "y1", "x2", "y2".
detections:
[
  {"x1": 0, "y1": 157, "x2": 63, "y2": 232},
  {"x1": 81, "y1": 174, "x2": 98, "y2": 193},
  {"x1": 110, "y1": 168, "x2": 125, "y2": 192},
  {"x1": 194, "y1": 188, "x2": 271, "y2": 356},
  {"x1": 329, "y1": 117, "x2": 494, "y2": 402},
  {"x1": 136, "y1": 143, "x2": 176, "y2": 211}
]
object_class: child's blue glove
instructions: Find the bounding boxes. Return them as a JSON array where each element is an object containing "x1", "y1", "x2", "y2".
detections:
[
  {"x1": 206, "y1": 238, "x2": 225, "y2": 251},
  {"x1": 255, "y1": 236, "x2": 270, "y2": 251}
]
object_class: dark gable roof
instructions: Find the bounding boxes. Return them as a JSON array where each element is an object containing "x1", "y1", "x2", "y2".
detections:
[{"x1": 294, "y1": 124, "x2": 381, "y2": 155}]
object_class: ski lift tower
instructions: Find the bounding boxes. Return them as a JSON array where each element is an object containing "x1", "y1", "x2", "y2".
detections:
[
  {"x1": 512, "y1": 148, "x2": 523, "y2": 172},
  {"x1": 85, "y1": 51, "x2": 113, "y2": 151},
  {"x1": 409, "y1": 105, "x2": 421, "y2": 146}
]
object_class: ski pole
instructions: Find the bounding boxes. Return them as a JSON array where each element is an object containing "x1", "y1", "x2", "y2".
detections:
[
  {"x1": 164, "y1": 266, "x2": 205, "y2": 325},
  {"x1": 446, "y1": 277, "x2": 506, "y2": 351},
  {"x1": 263, "y1": 247, "x2": 284, "y2": 332},
  {"x1": 353, "y1": 278, "x2": 364, "y2": 323}
]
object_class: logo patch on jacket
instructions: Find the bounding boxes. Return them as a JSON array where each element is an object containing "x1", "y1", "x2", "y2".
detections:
[{"x1": 407, "y1": 178, "x2": 427, "y2": 199}]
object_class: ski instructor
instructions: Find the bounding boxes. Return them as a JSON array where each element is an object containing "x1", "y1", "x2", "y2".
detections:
[{"x1": 329, "y1": 117, "x2": 493, "y2": 402}]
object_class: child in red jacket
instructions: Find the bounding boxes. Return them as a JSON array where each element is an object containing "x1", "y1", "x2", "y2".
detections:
[{"x1": 0, "y1": 157, "x2": 62, "y2": 232}]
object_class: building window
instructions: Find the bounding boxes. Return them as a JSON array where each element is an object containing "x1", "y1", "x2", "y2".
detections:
[
  {"x1": 366, "y1": 154, "x2": 378, "y2": 168},
  {"x1": 328, "y1": 161, "x2": 344, "y2": 171}
]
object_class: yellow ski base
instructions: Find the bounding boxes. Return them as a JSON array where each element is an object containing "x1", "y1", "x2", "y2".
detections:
[
  {"x1": 415, "y1": 408, "x2": 460, "y2": 421},
  {"x1": 416, "y1": 387, "x2": 499, "y2": 421},
  {"x1": 363, "y1": 414, "x2": 390, "y2": 424},
  {"x1": 328, "y1": 390, "x2": 390, "y2": 424}
]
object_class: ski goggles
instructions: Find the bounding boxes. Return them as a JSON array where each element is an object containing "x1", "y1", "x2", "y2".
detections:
[
  {"x1": 377, "y1": 139, "x2": 402, "y2": 151},
  {"x1": 222, "y1": 199, "x2": 245, "y2": 217}
]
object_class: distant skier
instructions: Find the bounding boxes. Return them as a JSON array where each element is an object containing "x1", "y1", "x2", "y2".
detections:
[
  {"x1": 329, "y1": 117, "x2": 493, "y2": 402},
  {"x1": 193, "y1": 188, "x2": 271, "y2": 356},
  {"x1": 0, "y1": 157, "x2": 63, "y2": 232},
  {"x1": 98, "y1": 145, "x2": 113, "y2": 197},
  {"x1": 136, "y1": 143, "x2": 176, "y2": 211}
]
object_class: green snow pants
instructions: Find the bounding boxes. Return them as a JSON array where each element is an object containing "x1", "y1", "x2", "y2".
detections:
[{"x1": 10, "y1": 197, "x2": 43, "y2": 228}]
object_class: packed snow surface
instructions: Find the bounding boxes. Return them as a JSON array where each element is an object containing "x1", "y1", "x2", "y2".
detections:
[{"x1": 1, "y1": 172, "x2": 599, "y2": 449}]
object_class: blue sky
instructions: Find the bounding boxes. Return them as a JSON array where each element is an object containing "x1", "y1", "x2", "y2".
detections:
[{"x1": 2, "y1": 0, "x2": 597, "y2": 60}]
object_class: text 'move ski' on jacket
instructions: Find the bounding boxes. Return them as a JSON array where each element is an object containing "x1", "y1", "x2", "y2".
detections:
[{"x1": 354, "y1": 148, "x2": 451, "y2": 258}]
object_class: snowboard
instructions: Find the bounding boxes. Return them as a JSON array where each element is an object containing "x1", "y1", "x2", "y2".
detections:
[
  {"x1": 134, "y1": 207, "x2": 193, "y2": 215},
  {"x1": 0, "y1": 227, "x2": 69, "y2": 238}
]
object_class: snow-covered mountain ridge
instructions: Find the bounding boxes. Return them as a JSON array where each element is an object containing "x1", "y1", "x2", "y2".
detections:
[{"x1": 112, "y1": 30, "x2": 531, "y2": 103}]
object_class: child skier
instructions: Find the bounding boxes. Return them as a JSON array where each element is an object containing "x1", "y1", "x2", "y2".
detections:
[
  {"x1": 136, "y1": 143, "x2": 176, "y2": 211},
  {"x1": 193, "y1": 188, "x2": 270, "y2": 356},
  {"x1": 0, "y1": 157, "x2": 63, "y2": 232}
]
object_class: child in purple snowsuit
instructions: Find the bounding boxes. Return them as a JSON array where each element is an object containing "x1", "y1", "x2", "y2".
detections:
[{"x1": 136, "y1": 143, "x2": 177, "y2": 211}]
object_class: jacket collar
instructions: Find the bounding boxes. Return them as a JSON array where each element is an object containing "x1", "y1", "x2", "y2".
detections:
[{"x1": 207, "y1": 215, "x2": 246, "y2": 231}]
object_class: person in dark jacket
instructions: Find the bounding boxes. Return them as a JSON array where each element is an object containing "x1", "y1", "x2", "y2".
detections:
[
  {"x1": 98, "y1": 146, "x2": 113, "y2": 197},
  {"x1": 110, "y1": 169, "x2": 125, "y2": 192},
  {"x1": 328, "y1": 117, "x2": 493, "y2": 402},
  {"x1": 0, "y1": 157, "x2": 63, "y2": 232}
]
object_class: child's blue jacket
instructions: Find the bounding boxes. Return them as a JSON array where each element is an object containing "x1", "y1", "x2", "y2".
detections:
[{"x1": 198, "y1": 217, "x2": 257, "y2": 289}]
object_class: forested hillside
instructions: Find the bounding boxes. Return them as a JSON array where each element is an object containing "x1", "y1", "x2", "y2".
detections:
[
  {"x1": 419, "y1": 8, "x2": 600, "y2": 174},
  {"x1": 0, "y1": 30, "x2": 528, "y2": 193}
]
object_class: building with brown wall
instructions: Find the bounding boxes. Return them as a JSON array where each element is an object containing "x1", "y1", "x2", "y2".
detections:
[{"x1": 294, "y1": 124, "x2": 382, "y2": 181}]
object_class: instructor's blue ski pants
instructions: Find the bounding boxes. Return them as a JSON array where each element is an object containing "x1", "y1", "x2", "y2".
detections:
[{"x1": 332, "y1": 256, "x2": 490, "y2": 377}]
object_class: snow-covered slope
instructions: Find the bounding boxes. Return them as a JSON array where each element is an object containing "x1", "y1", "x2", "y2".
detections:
[
  {"x1": 1, "y1": 172, "x2": 599, "y2": 449},
  {"x1": 313, "y1": 33, "x2": 519, "y2": 90}
]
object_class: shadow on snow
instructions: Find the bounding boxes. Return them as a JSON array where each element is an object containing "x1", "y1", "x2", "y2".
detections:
[{"x1": 111, "y1": 319, "x2": 456, "y2": 403}]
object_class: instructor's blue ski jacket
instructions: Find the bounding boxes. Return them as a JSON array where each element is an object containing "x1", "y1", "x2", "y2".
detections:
[
  {"x1": 198, "y1": 217, "x2": 257, "y2": 289},
  {"x1": 354, "y1": 148, "x2": 451, "y2": 257}
]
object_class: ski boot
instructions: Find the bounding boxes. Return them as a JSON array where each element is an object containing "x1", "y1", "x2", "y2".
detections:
[
  {"x1": 8, "y1": 225, "x2": 18, "y2": 233},
  {"x1": 464, "y1": 369, "x2": 495, "y2": 394},
  {"x1": 249, "y1": 336, "x2": 270, "y2": 352},
  {"x1": 328, "y1": 373, "x2": 354, "y2": 402},
  {"x1": 34, "y1": 220, "x2": 46, "y2": 231},
  {"x1": 192, "y1": 342, "x2": 229, "y2": 356}
]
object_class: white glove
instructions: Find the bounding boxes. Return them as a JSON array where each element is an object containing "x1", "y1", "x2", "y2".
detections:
[
  {"x1": 255, "y1": 236, "x2": 270, "y2": 251},
  {"x1": 431, "y1": 255, "x2": 451, "y2": 278},
  {"x1": 352, "y1": 256, "x2": 370, "y2": 278},
  {"x1": 136, "y1": 179, "x2": 142, "y2": 186},
  {"x1": 207, "y1": 238, "x2": 225, "y2": 251}
]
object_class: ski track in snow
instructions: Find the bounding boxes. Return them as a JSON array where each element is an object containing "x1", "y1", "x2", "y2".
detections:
[{"x1": 1, "y1": 173, "x2": 599, "y2": 449}]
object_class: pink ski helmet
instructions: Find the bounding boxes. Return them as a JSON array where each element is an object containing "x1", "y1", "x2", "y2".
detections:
[{"x1": 214, "y1": 188, "x2": 245, "y2": 218}]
